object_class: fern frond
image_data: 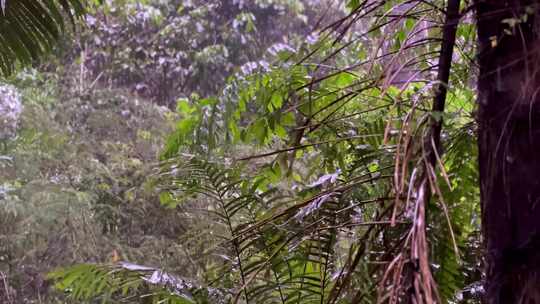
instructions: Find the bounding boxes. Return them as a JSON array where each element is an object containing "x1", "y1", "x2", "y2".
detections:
[{"x1": 48, "y1": 262, "x2": 227, "y2": 304}]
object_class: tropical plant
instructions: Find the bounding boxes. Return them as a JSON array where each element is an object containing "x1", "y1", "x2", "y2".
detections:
[{"x1": 0, "y1": 0, "x2": 85, "y2": 75}]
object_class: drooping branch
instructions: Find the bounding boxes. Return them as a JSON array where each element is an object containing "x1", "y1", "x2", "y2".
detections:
[
  {"x1": 412, "y1": 0, "x2": 462, "y2": 301},
  {"x1": 383, "y1": 0, "x2": 462, "y2": 302}
]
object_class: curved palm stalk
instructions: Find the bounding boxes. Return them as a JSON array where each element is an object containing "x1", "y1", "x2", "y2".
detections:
[{"x1": 0, "y1": 0, "x2": 84, "y2": 76}]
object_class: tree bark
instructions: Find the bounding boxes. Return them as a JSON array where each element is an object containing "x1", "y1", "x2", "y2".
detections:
[{"x1": 476, "y1": 1, "x2": 540, "y2": 302}]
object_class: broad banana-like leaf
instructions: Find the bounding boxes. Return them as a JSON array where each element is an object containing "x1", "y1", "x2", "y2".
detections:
[{"x1": 0, "y1": 0, "x2": 85, "y2": 76}]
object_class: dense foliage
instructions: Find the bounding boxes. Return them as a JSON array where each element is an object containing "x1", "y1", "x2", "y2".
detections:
[
  {"x1": 76, "y1": 0, "x2": 321, "y2": 106},
  {"x1": 0, "y1": 0, "x2": 488, "y2": 303}
]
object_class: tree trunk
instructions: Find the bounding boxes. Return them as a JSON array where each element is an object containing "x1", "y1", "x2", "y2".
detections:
[{"x1": 476, "y1": 1, "x2": 540, "y2": 302}]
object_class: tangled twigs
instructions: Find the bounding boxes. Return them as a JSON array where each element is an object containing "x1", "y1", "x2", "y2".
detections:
[{"x1": 380, "y1": 0, "x2": 462, "y2": 302}]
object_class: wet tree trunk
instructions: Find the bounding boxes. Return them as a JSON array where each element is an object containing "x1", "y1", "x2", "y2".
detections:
[{"x1": 476, "y1": 1, "x2": 540, "y2": 303}]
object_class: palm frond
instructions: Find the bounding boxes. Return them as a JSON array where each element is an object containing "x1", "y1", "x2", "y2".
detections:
[{"x1": 0, "y1": 0, "x2": 84, "y2": 76}]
